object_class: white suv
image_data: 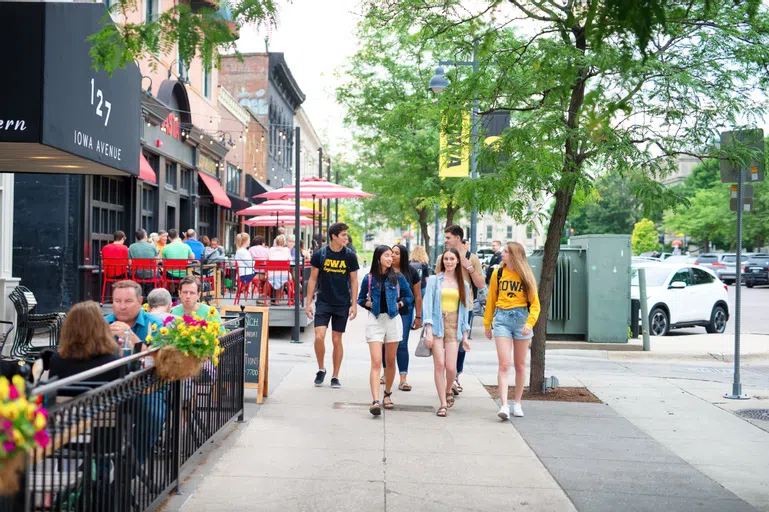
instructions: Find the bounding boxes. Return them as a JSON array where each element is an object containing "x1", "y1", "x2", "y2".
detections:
[{"x1": 631, "y1": 263, "x2": 730, "y2": 336}]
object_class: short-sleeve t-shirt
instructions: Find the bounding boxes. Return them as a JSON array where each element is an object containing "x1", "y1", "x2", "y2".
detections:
[
  {"x1": 128, "y1": 242, "x2": 158, "y2": 259},
  {"x1": 162, "y1": 241, "x2": 194, "y2": 260},
  {"x1": 102, "y1": 242, "x2": 129, "y2": 262},
  {"x1": 310, "y1": 245, "x2": 360, "y2": 308}
]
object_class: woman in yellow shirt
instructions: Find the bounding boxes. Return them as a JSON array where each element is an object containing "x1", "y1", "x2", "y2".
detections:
[{"x1": 484, "y1": 242, "x2": 541, "y2": 420}]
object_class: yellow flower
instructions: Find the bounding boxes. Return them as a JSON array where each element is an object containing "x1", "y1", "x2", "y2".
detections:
[
  {"x1": 0, "y1": 378, "x2": 9, "y2": 401},
  {"x1": 151, "y1": 324, "x2": 157, "y2": 332},
  {"x1": 160, "y1": 327, "x2": 169, "y2": 336},
  {"x1": 12, "y1": 429, "x2": 23, "y2": 445},
  {"x1": 203, "y1": 339, "x2": 209, "y2": 346},
  {"x1": 209, "y1": 306, "x2": 217, "y2": 315},
  {"x1": 11, "y1": 375, "x2": 25, "y2": 392},
  {"x1": 145, "y1": 335, "x2": 152, "y2": 343},
  {"x1": 193, "y1": 314, "x2": 201, "y2": 321},
  {"x1": 33, "y1": 413, "x2": 46, "y2": 431},
  {"x1": 191, "y1": 336, "x2": 197, "y2": 344}
]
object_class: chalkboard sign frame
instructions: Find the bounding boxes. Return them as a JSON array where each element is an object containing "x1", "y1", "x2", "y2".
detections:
[{"x1": 219, "y1": 305, "x2": 270, "y2": 404}]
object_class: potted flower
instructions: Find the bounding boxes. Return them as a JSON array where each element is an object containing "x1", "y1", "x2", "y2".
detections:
[
  {"x1": 0, "y1": 375, "x2": 49, "y2": 495},
  {"x1": 146, "y1": 308, "x2": 223, "y2": 381}
]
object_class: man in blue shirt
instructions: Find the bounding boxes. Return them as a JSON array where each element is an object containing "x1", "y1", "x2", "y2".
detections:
[
  {"x1": 105, "y1": 280, "x2": 163, "y2": 352},
  {"x1": 184, "y1": 229, "x2": 205, "y2": 260}
]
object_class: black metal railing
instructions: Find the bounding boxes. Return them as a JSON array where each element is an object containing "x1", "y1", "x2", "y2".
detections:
[{"x1": 0, "y1": 319, "x2": 245, "y2": 512}]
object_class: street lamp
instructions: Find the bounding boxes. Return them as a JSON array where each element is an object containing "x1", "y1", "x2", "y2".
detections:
[{"x1": 428, "y1": 44, "x2": 480, "y2": 254}]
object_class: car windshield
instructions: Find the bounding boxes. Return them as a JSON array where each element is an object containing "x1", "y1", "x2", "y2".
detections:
[
  {"x1": 631, "y1": 267, "x2": 671, "y2": 287},
  {"x1": 723, "y1": 255, "x2": 736, "y2": 263},
  {"x1": 698, "y1": 255, "x2": 718, "y2": 263}
]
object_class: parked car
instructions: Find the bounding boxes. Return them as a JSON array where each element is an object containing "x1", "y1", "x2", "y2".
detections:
[
  {"x1": 631, "y1": 263, "x2": 729, "y2": 336},
  {"x1": 744, "y1": 254, "x2": 769, "y2": 288},
  {"x1": 664, "y1": 255, "x2": 697, "y2": 264}
]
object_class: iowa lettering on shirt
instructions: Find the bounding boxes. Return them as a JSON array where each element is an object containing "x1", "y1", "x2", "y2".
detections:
[
  {"x1": 323, "y1": 258, "x2": 348, "y2": 274},
  {"x1": 500, "y1": 279, "x2": 524, "y2": 298}
]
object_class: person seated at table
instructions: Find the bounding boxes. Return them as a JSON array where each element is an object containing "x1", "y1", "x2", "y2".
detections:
[
  {"x1": 105, "y1": 280, "x2": 163, "y2": 354},
  {"x1": 101, "y1": 230, "x2": 129, "y2": 279},
  {"x1": 248, "y1": 235, "x2": 269, "y2": 261},
  {"x1": 49, "y1": 301, "x2": 127, "y2": 384},
  {"x1": 202, "y1": 237, "x2": 226, "y2": 264},
  {"x1": 235, "y1": 232, "x2": 257, "y2": 288},
  {"x1": 128, "y1": 228, "x2": 159, "y2": 281},
  {"x1": 171, "y1": 276, "x2": 224, "y2": 331},
  {"x1": 162, "y1": 228, "x2": 194, "y2": 294},
  {"x1": 264, "y1": 235, "x2": 292, "y2": 302},
  {"x1": 146, "y1": 288, "x2": 177, "y2": 323}
]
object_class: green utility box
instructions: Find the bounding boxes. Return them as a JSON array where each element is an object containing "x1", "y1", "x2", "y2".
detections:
[{"x1": 528, "y1": 235, "x2": 630, "y2": 343}]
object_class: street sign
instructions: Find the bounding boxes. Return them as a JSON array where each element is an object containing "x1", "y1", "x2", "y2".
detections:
[
  {"x1": 730, "y1": 184, "x2": 754, "y2": 211},
  {"x1": 720, "y1": 129, "x2": 765, "y2": 183}
]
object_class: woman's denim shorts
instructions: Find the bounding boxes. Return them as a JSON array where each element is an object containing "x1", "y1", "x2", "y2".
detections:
[{"x1": 492, "y1": 307, "x2": 533, "y2": 340}]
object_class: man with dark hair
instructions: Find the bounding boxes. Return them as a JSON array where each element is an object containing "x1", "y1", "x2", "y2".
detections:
[
  {"x1": 128, "y1": 229, "x2": 159, "y2": 280},
  {"x1": 101, "y1": 230, "x2": 129, "y2": 279},
  {"x1": 436, "y1": 224, "x2": 486, "y2": 392},
  {"x1": 184, "y1": 229, "x2": 205, "y2": 260},
  {"x1": 306, "y1": 222, "x2": 359, "y2": 388},
  {"x1": 485, "y1": 240, "x2": 503, "y2": 285},
  {"x1": 171, "y1": 275, "x2": 223, "y2": 326}
]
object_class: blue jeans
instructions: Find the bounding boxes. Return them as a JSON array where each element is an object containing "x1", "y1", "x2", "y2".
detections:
[{"x1": 382, "y1": 308, "x2": 414, "y2": 375}]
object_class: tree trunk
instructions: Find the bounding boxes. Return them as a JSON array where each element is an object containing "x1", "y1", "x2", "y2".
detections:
[
  {"x1": 417, "y1": 207, "x2": 430, "y2": 256},
  {"x1": 445, "y1": 202, "x2": 459, "y2": 229},
  {"x1": 530, "y1": 23, "x2": 589, "y2": 394},
  {"x1": 530, "y1": 184, "x2": 575, "y2": 393}
]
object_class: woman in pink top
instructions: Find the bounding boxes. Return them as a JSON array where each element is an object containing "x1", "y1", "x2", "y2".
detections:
[
  {"x1": 264, "y1": 235, "x2": 292, "y2": 302},
  {"x1": 248, "y1": 235, "x2": 270, "y2": 260}
]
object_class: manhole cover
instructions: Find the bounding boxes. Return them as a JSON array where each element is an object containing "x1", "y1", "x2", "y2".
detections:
[
  {"x1": 333, "y1": 402, "x2": 434, "y2": 413},
  {"x1": 736, "y1": 409, "x2": 769, "y2": 421}
]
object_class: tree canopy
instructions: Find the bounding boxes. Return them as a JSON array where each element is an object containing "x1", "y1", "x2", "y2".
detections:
[{"x1": 360, "y1": 0, "x2": 769, "y2": 391}]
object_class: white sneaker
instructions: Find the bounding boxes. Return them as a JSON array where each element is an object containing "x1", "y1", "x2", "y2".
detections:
[
  {"x1": 512, "y1": 402, "x2": 524, "y2": 417},
  {"x1": 497, "y1": 404, "x2": 510, "y2": 420}
]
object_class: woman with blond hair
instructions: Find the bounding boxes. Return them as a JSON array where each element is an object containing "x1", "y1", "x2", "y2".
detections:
[
  {"x1": 409, "y1": 245, "x2": 430, "y2": 299},
  {"x1": 49, "y1": 301, "x2": 127, "y2": 382},
  {"x1": 484, "y1": 242, "x2": 541, "y2": 419},
  {"x1": 234, "y1": 232, "x2": 256, "y2": 286},
  {"x1": 422, "y1": 247, "x2": 472, "y2": 417}
]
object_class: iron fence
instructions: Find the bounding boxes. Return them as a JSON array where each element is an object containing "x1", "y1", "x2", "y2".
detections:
[{"x1": 0, "y1": 318, "x2": 245, "y2": 512}]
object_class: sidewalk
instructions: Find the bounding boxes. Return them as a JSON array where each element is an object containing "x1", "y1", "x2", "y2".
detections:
[
  {"x1": 171, "y1": 313, "x2": 575, "y2": 512},
  {"x1": 164, "y1": 315, "x2": 769, "y2": 511}
]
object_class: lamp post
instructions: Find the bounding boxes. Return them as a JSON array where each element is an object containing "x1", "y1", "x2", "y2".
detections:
[{"x1": 428, "y1": 43, "x2": 480, "y2": 254}]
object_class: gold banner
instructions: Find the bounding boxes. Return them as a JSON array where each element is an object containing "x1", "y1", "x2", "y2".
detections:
[{"x1": 439, "y1": 113, "x2": 470, "y2": 178}]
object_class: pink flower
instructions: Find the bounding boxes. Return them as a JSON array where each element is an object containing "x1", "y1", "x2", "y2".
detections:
[
  {"x1": 2, "y1": 420, "x2": 11, "y2": 431},
  {"x1": 8, "y1": 385, "x2": 18, "y2": 400},
  {"x1": 163, "y1": 316, "x2": 175, "y2": 326},
  {"x1": 34, "y1": 429, "x2": 50, "y2": 448},
  {"x1": 2, "y1": 441, "x2": 14, "y2": 453},
  {"x1": 182, "y1": 315, "x2": 195, "y2": 324},
  {"x1": 35, "y1": 408, "x2": 48, "y2": 419}
]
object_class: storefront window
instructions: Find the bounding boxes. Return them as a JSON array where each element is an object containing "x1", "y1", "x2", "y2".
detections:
[
  {"x1": 141, "y1": 185, "x2": 157, "y2": 234},
  {"x1": 199, "y1": 203, "x2": 215, "y2": 238},
  {"x1": 507, "y1": 225, "x2": 513, "y2": 239},
  {"x1": 166, "y1": 162, "x2": 177, "y2": 190},
  {"x1": 226, "y1": 164, "x2": 241, "y2": 195},
  {"x1": 203, "y1": 65, "x2": 212, "y2": 99},
  {"x1": 181, "y1": 168, "x2": 193, "y2": 194},
  {"x1": 92, "y1": 176, "x2": 126, "y2": 261}
]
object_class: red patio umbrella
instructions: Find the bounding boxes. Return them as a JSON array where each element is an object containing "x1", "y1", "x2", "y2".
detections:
[
  {"x1": 236, "y1": 200, "x2": 314, "y2": 217},
  {"x1": 245, "y1": 215, "x2": 314, "y2": 227}
]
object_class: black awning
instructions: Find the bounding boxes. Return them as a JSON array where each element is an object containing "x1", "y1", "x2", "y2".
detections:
[
  {"x1": 246, "y1": 174, "x2": 272, "y2": 203},
  {"x1": 227, "y1": 193, "x2": 251, "y2": 212}
]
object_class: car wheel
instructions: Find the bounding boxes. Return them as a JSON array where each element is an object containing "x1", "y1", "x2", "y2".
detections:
[
  {"x1": 747, "y1": 283, "x2": 755, "y2": 288},
  {"x1": 649, "y1": 307, "x2": 669, "y2": 336},
  {"x1": 705, "y1": 305, "x2": 728, "y2": 334}
]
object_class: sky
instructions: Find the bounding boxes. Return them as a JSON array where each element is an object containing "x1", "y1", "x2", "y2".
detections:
[{"x1": 236, "y1": 0, "x2": 363, "y2": 153}]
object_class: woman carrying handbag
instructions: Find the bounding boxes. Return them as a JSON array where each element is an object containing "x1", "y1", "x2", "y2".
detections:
[
  {"x1": 484, "y1": 242, "x2": 541, "y2": 420},
  {"x1": 358, "y1": 245, "x2": 414, "y2": 416},
  {"x1": 422, "y1": 247, "x2": 472, "y2": 417}
]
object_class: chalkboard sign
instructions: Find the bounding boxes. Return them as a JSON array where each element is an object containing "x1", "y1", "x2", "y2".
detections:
[{"x1": 219, "y1": 305, "x2": 270, "y2": 403}]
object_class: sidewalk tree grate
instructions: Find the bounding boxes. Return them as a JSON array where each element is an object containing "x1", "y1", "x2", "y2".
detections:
[
  {"x1": 736, "y1": 409, "x2": 769, "y2": 421},
  {"x1": 333, "y1": 402, "x2": 435, "y2": 413}
]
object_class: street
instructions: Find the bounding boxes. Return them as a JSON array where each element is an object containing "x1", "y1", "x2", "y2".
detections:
[{"x1": 673, "y1": 284, "x2": 769, "y2": 335}]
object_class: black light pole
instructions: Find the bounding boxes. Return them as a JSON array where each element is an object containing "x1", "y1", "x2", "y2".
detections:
[
  {"x1": 317, "y1": 147, "x2": 323, "y2": 249},
  {"x1": 292, "y1": 126, "x2": 302, "y2": 343},
  {"x1": 326, "y1": 157, "x2": 331, "y2": 235}
]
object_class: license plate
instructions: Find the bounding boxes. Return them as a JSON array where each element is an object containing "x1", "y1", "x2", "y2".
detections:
[{"x1": 753, "y1": 269, "x2": 761, "y2": 273}]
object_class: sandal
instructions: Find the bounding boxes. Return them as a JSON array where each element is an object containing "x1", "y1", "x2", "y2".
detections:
[
  {"x1": 370, "y1": 400, "x2": 381, "y2": 416},
  {"x1": 446, "y1": 393, "x2": 455, "y2": 408},
  {"x1": 455, "y1": 379, "x2": 463, "y2": 393},
  {"x1": 398, "y1": 382, "x2": 412, "y2": 392},
  {"x1": 451, "y1": 382, "x2": 460, "y2": 396},
  {"x1": 436, "y1": 406, "x2": 447, "y2": 417},
  {"x1": 380, "y1": 376, "x2": 385, "y2": 385},
  {"x1": 383, "y1": 391, "x2": 394, "y2": 410}
]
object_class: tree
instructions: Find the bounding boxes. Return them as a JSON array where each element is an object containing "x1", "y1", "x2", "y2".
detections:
[
  {"x1": 569, "y1": 171, "x2": 641, "y2": 235},
  {"x1": 335, "y1": 17, "x2": 466, "y2": 257},
  {"x1": 631, "y1": 219, "x2": 660, "y2": 255},
  {"x1": 364, "y1": 0, "x2": 769, "y2": 392},
  {"x1": 88, "y1": 0, "x2": 278, "y2": 74}
]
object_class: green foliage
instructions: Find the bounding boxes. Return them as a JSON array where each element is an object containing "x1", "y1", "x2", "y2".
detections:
[
  {"x1": 631, "y1": 219, "x2": 660, "y2": 255},
  {"x1": 88, "y1": 0, "x2": 278, "y2": 74}
]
